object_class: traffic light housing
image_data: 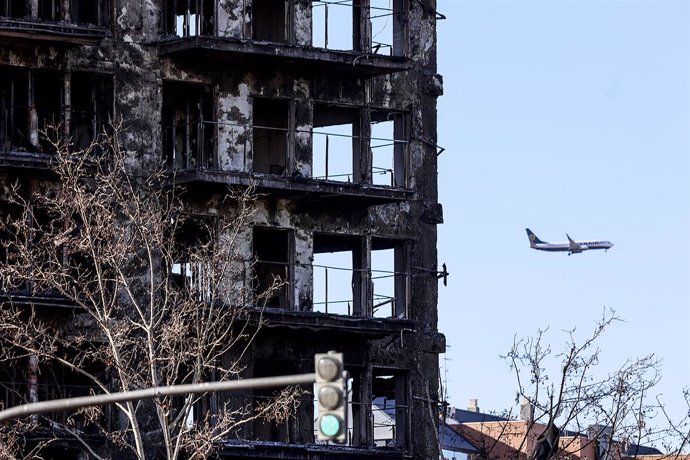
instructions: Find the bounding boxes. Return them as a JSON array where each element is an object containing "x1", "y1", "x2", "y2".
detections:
[{"x1": 315, "y1": 351, "x2": 347, "y2": 443}]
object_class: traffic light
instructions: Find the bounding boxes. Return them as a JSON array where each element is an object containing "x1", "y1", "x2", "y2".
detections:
[{"x1": 315, "y1": 351, "x2": 347, "y2": 443}]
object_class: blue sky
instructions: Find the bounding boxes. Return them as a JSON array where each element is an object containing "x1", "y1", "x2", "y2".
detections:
[{"x1": 436, "y1": 0, "x2": 689, "y2": 428}]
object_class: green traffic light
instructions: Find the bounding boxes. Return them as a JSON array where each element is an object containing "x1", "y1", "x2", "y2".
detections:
[{"x1": 319, "y1": 414, "x2": 342, "y2": 437}]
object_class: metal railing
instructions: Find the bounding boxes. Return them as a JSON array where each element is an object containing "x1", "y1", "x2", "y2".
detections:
[
  {"x1": 312, "y1": 0, "x2": 401, "y2": 54},
  {"x1": 253, "y1": 259, "x2": 291, "y2": 309},
  {"x1": 0, "y1": 2, "x2": 107, "y2": 26},
  {"x1": 1, "y1": 105, "x2": 109, "y2": 155},
  {"x1": 312, "y1": 395, "x2": 409, "y2": 447},
  {"x1": 161, "y1": 118, "x2": 406, "y2": 187},
  {"x1": 235, "y1": 257, "x2": 407, "y2": 317},
  {"x1": 159, "y1": 0, "x2": 403, "y2": 55},
  {"x1": 170, "y1": 261, "x2": 213, "y2": 303},
  {"x1": 162, "y1": 120, "x2": 215, "y2": 170},
  {"x1": 312, "y1": 261, "x2": 406, "y2": 318},
  {"x1": 311, "y1": 127, "x2": 405, "y2": 184},
  {"x1": 164, "y1": 0, "x2": 214, "y2": 38}
]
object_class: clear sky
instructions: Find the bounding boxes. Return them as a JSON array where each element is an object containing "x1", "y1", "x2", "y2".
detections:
[{"x1": 436, "y1": 0, "x2": 690, "y2": 429}]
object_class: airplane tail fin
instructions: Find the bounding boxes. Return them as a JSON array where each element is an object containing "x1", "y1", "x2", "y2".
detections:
[{"x1": 526, "y1": 228, "x2": 544, "y2": 246}]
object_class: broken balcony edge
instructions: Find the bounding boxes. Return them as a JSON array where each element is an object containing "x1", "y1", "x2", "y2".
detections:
[
  {"x1": 168, "y1": 169, "x2": 414, "y2": 205},
  {"x1": 158, "y1": 36, "x2": 412, "y2": 77},
  {"x1": 0, "y1": 18, "x2": 108, "y2": 45}
]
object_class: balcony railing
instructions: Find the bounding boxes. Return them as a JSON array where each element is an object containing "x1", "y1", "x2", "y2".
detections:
[
  {"x1": 162, "y1": 119, "x2": 406, "y2": 188},
  {"x1": 312, "y1": 0, "x2": 401, "y2": 54},
  {"x1": 0, "y1": 17, "x2": 108, "y2": 44},
  {"x1": 187, "y1": 390, "x2": 408, "y2": 447},
  {"x1": 162, "y1": 120, "x2": 215, "y2": 170},
  {"x1": 312, "y1": 262, "x2": 406, "y2": 319},
  {"x1": 1, "y1": 106, "x2": 110, "y2": 158},
  {"x1": 162, "y1": 0, "x2": 403, "y2": 56}
]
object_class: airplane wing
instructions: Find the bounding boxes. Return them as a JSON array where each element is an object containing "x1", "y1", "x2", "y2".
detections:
[{"x1": 566, "y1": 234, "x2": 582, "y2": 253}]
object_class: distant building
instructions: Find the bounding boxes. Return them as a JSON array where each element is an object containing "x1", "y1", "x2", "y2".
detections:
[{"x1": 443, "y1": 400, "x2": 669, "y2": 460}]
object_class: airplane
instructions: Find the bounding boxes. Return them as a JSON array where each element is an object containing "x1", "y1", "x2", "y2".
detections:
[{"x1": 526, "y1": 228, "x2": 614, "y2": 255}]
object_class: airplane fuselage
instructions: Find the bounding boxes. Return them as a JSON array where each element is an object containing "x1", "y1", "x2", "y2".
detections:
[
  {"x1": 530, "y1": 241, "x2": 614, "y2": 252},
  {"x1": 525, "y1": 228, "x2": 614, "y2": 255}
]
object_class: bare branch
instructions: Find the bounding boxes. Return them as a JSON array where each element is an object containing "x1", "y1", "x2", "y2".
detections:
[{"x1": 0, "y1": 123, "x2": 299, "y2": 459}]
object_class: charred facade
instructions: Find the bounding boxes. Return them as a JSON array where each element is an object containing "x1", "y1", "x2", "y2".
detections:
[{"x1": 0, "y1": 0, "x2": 445, "y2": 458}]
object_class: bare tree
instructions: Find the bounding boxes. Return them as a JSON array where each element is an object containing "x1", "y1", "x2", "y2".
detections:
[
  {"x1": 0, "y1": 124, "x2": 300, "y2": 459},
  {"x1": 655, "y1": 390, "x2": 690, "y2": 459},
  {"x1": 453, "y1": 309, "x2": 689, "y2": 460}
]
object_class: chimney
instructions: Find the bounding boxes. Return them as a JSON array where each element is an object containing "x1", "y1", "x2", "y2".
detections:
[
  {"x1": 519, "y1": 396, "x2": 534, "y2": 422},
  {"x1": 468, "y1": 398, "x2": 480, "y2": 413}
]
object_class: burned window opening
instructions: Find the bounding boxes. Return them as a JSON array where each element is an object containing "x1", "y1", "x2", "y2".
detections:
[
  {"x1": 372, "y1": 369, "x2": 408, "y2": 448},
  {"x1": 170, "y1": 214, "x2": 215, "y2": 302},
  {"x1": 5, "y1": 0, "x2": 108, "y2": 25},
  {"x1": 1, "y1": 356, "x2": 109, "y2": 432},
  {"x1": 164, "y1": 0, "x2": 214, "y2": 37},
  {"x1": 49, "y1": 210, "x2": 109, "y2": 299},
  {"x1": 369, "y1": 0, "x2": 406, "y2": 56},
  {"x1": 312, "y1": 103, "x2": 359, "y2": 183},
  {"x1": 253, "y1": 226, "x2": 291, "y2": 309},
  {"x1": 253, "y1": 97, "x2": 290, "y2": 176},
  {"x1": 29, "y1": 205, "x2": 67, "y2": 295},
  {"x1": 252, "y1": 361, "x2": 307, "y2": 442},
  {"x1": 162, "y1": 81, "x2": 214, "y2": 170},
  {"x1": 0, "y1": 199, "x2": 102, "y2": 296},
  {"x1": 0, "y1": 0, "x2": 28, "y2": 18},
  {"x1": 313, "y1": 234, "x2": 407, "y2": 318},
  {"x1": 371, "y1": 238, "x2": 408, "y2": 319},
  {"x1": 252, "y1": 0, "x2": 289, "y2": 43},
  {"x1": 0, "y1": 203, "x2": 81, "y2": 296},
  {"x1": 314, "y1": 368, "x2": 407, "y2": 448},
  {"x1": 370, "y1": 110, "x2": 408, "y2": 187},
  {"x1": 38, "y1": 0, "x2": 61, "y2": 21},
  {"x1": 2, "y1": 67, "x2": 115, "y2": 156},
  {"x1": 0, "y1": 67, "x2": 30, "y2": 154},
  {"x1": 312, "y1": 233, "x2": 361, "y2": 315},
  {"x1": 66, "y1": 244, "x2": 102, "y2": 297},
  {"x1": 70, "y1": 0, "x2": 100, "y2": 25},
  {"x1": 0, "y1": 200, "x2": 26, "y2": 292},
  {"x1": 32, "y1": 70, "x2": 62, "y2": 153},
  {"x1": 0, "y1": 66, "x2": 62, "y2": 155},
  {"x1": 0, "y1": 359, "x2": 24, "y2": 414},
  {"x1": 312, "y1": 0, "x2": 406, "y2": 54},
  {"x1": 171, "y1": 368, "x2": 214, "y2": 429},
  {"x1": 311, "y1": 0, "x2": 356, "y2": 51},
  {"x1": 69, "y1": 72, "x2": 113, "y2": 152}
]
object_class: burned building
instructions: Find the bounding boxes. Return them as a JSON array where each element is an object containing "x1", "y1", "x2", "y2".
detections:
[{"x1": 0, "y1": 0, "x2": 445, "y2": 458}]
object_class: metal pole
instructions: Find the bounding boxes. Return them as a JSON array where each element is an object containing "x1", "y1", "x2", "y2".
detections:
[
  {"x1": 325, "y1": 134, "x2": 329, "y2": 180},
  {"x1": 0, "y1": 373, "x2": 317, "y2": 423},
  {"x1": 324, "y1": 4, "x2": 329, "y2": 49},
  {"x1": 324, "y1": 267, "x2": 328, "y2": 313}
]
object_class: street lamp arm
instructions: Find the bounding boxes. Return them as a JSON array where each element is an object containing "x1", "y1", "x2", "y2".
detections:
[{"x1": 0, "y1": 373, "x2": 317, "y2": 423}]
